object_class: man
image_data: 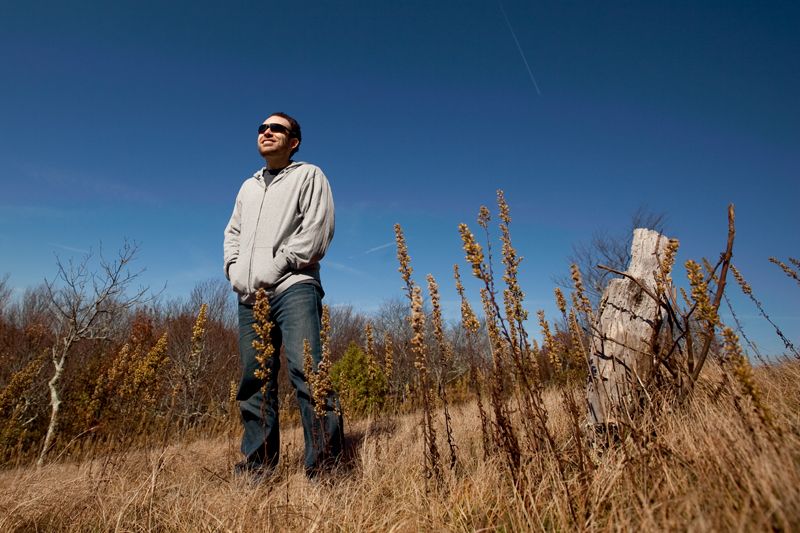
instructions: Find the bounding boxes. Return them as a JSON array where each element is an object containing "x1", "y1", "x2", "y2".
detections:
[{"x1": 224, "y1": 112, "x2": 343, "y2": 482}]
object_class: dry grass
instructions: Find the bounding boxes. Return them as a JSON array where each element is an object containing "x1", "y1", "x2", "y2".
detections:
[{"x1": 1, "y1": 359, "x2": 799, "y2": 532}]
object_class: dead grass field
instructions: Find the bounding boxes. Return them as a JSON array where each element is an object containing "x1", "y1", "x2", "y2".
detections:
[{"x1": 1, "y1": 359, "x2": 798, "y2": 532}]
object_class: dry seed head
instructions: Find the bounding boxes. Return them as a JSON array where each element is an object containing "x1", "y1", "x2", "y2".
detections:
[
  {"x1": 252, "y1": 289, "x2": 274, "y2": 386},
  {"x1": 131, "y1": 332, "x2": 169, "y2": 396},
  {"x1": 320, "y1": 304, "x2": 332, "y2": 343},
  {"x1": 365, "y1": 322, "x2": 378, "y2": 382},
  {"x1": 107, "y1": 344, "x2": 132, "y2": 386},
  {"x1": 364, "y1": 322, "x2": 374, "y2": 356},
  {"x1": 229, "y1": 380, "x2": 237, "y2": 403},
  {"x1": 552, "y1": 323, "x2": 565, "y2": 366},
  {"x1": 307, "y1": 336, "x2": 336, "y2": 419},
  {"x1": 503, "y1": 289, "x2": 519, "y2": 343},
  {"x1": 497, "y1": 192, "x2": 526, "y2": 327},
  {"x1": 319, "y1": 303, "x2": 333, "y2": 372},
  {"x1": 315, "y1": 305, "x2": 338, "y2": 417},
  {"x1": 191, "y1": 303, "x2": 207, "y2": 354},
  {"x1": 568, "y1": 308, "x2": 582, "y2": 344},
  {"x1": 570, "y1": 291, "x2": 580, "y2": 314},
  {"x1": 554, "y1": 288, "x2": 567, "y2": 315},
  {"x1": 302, "y1": 338, "x2": 314, "y2": 386},
  {"x1": 657, "y1": 238, "x2": 680, "y2": 294},
  {"x1": 702, "y1": 258, "x2": 719, "y2": 283},
  {"x1": 570, "y1": 263, "x2": 593, "y2": 318},
  {"x1": 731, "y1": 265, "x2": 753, "y2": 296},
  {"x1": 663, "y1": 238, "x2": 680, "y2": 272},
  {"x1": 497, "y1": 190, "x2": 510, "y2": 225},
  {"x1": 428, "y1": 274, "x2": 454, "y2": 368},
  {"x1": 570, "y1": 262, "x2": 583, "y2": 289},
  {"x1": 459, "y1": 224, "x2": 485, "y2": 280},
  {"x1": 384, "y1": 330, "x2": 394, "y2": 380},
  {"x1": 537, "y1": 309, "x2": 554, "y2": 352},
  {"x1": 769, "y1": 257, "x2": 800, "y2": 286},
  {"x1": 723, "y1": 327, "x2": 778, "y2": 432},
  {"x1": 410, "y1": 285, "x2": 427, "y2": 371},
  {"x1": 529, "y1": 337, "x2": 540, "y2": 371},
  {"x1": 680, "y1": 286, "x2": 692, "y2": 308},
  {"x1": 319, "y1": 340, "x2": 333, "y2": 380},
  {"x1": 427, "y1": 274, "x2": 446, "y2": 350},
  {"x1": 685, "y1": 259, "x2": 718, "y2": 326},
  {"x1": 394, "y1": 224, "x2": 414, "y2": 289},
  {"x1": 454, "y1": 264, "x2": 480, "y2": 334},
  {"x1": 478, "y1": 206, "x2": 490, "y2": 229},
  {"x1": 480, "y1": 287, "x2": 506, "y2": 366},
  {"x1": 567, "y1": 308, "x2": 590, "y2": 368},
  {"x1": 313, "y1": 362, "x2": 336, "y2": 419}
]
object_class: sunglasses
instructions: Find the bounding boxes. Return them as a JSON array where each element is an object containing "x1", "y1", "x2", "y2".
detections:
[{"x1": 258, "y1": 123, "x2": 292, "y2": 135}]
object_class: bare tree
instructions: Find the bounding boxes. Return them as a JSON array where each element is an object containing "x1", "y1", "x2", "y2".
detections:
[
  {"x1": 160, "y1": 279, "x2": 239, "y2": 426},
  {"x1": 38, "y1": 241, "x2": 150, "y2": 467},
  {"x1": 186, "y1": 278, "x2": 236, "y2": 330},
  {"x1": 0, "y1": 274, "x2": 12, "y2": 314},
  {"x1": 327, "y1": 303, "x2": 368, "y2": 361},
  {"x1": 372, "y1": 296, "x2": 417, "y2": 386},
  {"x1": 554, "y1": 205, "x2": 669, "y2": 307}
]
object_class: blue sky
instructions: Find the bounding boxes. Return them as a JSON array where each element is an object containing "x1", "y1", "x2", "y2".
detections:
[{"x1": 1, "y1": 0, "x2": 798, "y2": 354}]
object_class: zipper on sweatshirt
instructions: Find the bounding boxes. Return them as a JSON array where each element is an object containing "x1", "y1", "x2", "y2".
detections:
[
  {"x1": 244, "y1": 164, "x2": 297, "y2": 294},
  {"x1": 248, "y1": 180, "x2": 269, "y2": 293}
]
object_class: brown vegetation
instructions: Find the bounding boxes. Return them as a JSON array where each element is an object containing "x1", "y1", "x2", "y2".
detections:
[
  {"x1": 0, "y1": 361, "x2": 798, "y2": 531},
  {"x1": 0, "y1": 195, "x2": 797, "y2": 531}
]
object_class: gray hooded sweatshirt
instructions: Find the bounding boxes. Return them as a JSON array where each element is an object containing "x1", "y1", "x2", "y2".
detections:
[{"x1": 223, "y1": 161, "x2": 335, "y2": 304}]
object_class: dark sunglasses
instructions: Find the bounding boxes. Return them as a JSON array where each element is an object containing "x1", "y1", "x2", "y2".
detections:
[{"x1": 258, "y1": 123, "x2": 292, "y2": 135}]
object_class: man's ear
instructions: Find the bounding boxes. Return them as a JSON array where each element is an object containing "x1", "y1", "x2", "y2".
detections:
[{"x1": 290, "y1": 138, "x2": 300, "y2": 151}]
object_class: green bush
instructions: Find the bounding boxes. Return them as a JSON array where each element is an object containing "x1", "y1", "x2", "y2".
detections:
[{"x1": 330, "y1": 341, "x2": 387, "y2": 417}]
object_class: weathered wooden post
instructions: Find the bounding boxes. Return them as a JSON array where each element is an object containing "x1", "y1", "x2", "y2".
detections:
[{"x1": 586, "y1": 228, "x2": 670, "y2": 427}]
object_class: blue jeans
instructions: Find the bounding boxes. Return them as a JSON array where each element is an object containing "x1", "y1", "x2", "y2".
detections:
[{"x1": 236, "y1": 283, "x2": 343, "y2": 475}]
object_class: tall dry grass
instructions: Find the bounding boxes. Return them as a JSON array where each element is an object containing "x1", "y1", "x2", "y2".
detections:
[
  {"x1": 3, "y1": 196, "x2": 798, "y2": 531},
  {"x1": 1, "y1": 358, "x2": 798, "y2": 532}
]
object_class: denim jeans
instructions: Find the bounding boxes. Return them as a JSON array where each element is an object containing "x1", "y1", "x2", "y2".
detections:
[{"x1": 236, "y1": 283, "x2": 343, "y2": 476}]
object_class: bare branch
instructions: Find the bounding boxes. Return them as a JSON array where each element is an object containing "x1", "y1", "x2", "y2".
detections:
[
  {"x1": 38, "y1": 240, "x2": 152, "y2": 467},
  {"x1": 690, "y1": 204, "x2": 736, "y2": 386}
]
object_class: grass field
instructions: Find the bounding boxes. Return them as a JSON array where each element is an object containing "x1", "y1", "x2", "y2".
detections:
[
  {"x1": 2, "y1": 359, "x2": 798, "y2": 532},
  {"x1": 2, "y1": 203, "x2": 798, "y2": 531}
]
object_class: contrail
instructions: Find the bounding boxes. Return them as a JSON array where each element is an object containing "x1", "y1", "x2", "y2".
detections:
[
  {"x1": 497, "y1": 0, "x2": 541, "y2": 95},
  {"x1": 325, "y1": 261, "x2": 370, "y2": 277},
  {"x1": 46, "y1": 242, "x2": 90, "y2": 254},
  {"x1": 363, "y1": 242, "x2": 394, "y2": 254}
]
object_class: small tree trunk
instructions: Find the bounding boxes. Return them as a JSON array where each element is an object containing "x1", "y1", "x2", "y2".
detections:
[
  {"x1": 38, "y1": 354, "x2": 64, "y2": 468},
  {"x1": 586, "y1": 228, "x2": 669, "y2": 426}
]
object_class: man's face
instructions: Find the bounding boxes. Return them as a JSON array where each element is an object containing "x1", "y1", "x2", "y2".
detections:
[{"x1": 257, "y1": 115, "x2": 298, "y2": 161}]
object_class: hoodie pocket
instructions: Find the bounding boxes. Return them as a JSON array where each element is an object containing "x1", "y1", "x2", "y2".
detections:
[
  {"x1": 228, "y1": 261, "x2": 248, "y2": 295},
  {"x1": 251, "y1": 246, "x2": 285, "y2": 289}
]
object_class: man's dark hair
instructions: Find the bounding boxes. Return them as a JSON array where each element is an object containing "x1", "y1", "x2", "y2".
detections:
[{"x1": 270, "y1": 111, "x2": 302, "y2": 157}]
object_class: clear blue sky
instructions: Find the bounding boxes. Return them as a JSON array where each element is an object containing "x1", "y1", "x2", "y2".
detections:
[{"x1": 1, "y1": 0, "x2": 798, "y2": 354}]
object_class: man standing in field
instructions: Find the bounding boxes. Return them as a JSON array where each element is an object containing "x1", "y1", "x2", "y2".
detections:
[{"x1": 224, "y1": 112, "x2": 343, "y2": 483}]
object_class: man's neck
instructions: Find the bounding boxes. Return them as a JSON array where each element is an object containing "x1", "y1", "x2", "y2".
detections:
[{"x1": 265, "y1": 156, "x2": 291, "y2": 170}]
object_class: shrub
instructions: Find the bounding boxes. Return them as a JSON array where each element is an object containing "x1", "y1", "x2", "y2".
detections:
[{"x1": 330, "y1": 341, "x2": 387, "y2": 417}]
